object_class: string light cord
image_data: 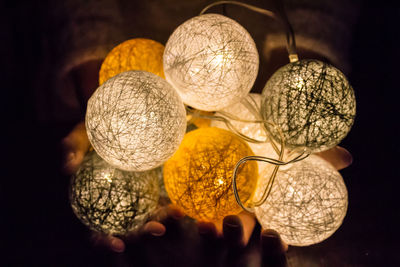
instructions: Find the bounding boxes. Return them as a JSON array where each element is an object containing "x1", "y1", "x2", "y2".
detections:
[
  {"x1": 186, "y1": 104, "x2": 283, "y2": 156},
  {"x1": 186, "y1": 106, "x2": 268, "y2": 144},
  {"x1": 199, "y1": 0, "x2": 298, "y2": 61},
  {"x1": 232, "y1": 150, "x2": 309, "y2": 213},
  {"x1": 187, "y1": 104, "x2": 287, "y2": 206},
  {"x1": 186, "y1": 105, "x2": 301, "y2": 212}
]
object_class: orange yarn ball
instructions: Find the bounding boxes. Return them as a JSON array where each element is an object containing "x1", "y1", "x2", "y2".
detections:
[
  {"x1": 99, "y1": 38, "x2": 165, "y2": 85},
  {"x1": 163, "y1": 127, "x2": 258, "y2": 222}
]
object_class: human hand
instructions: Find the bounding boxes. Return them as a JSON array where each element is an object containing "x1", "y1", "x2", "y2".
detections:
[
  {"x1": 316, "y1": 145, "x2": 353, "y2": 171},
  {"x1": 62, "y1": 121, "x2": 352, "y2": 251},
  {"x1": 62, "y1": 116, "x2": 352, "y2": 264},
  {"x1": 62, "y1": 121, "x2": 91, "y2": 174},
  {"x1": 196, "y1": 145, "x2": 352, "y2": 243},
  {"x1": 192, "y1": 145, "x2": 352, "y2": 266},
  {"x1": 61, "y1": 59, "x2": 102, "y2": 174},
  {"x1": 91, "y1": 204, "x2": 184, "y2": 253}
]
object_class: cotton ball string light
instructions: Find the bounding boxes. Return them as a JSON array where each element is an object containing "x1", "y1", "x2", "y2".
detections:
[
  {"x1": 70, "y1": 151, "x2": 160, "y2": 235},
  {"x1": 99, "y1": 38, "x2": 165, "y2": 85},
  {"x1": 254, "y1": 155, "x2": 348, "y2": 246},
  {"x1": 86, "y1": 70, "x2": 186, "y2": 171},
  {"x1": 163, "y1": 127, "x2": 258, "y2": 222},
  {"x1": 261, "y1": 59, "x2": 356, "y2": 152},
  {"x1": 163, "y1": 13, "x2": 259, "y2": 111}
]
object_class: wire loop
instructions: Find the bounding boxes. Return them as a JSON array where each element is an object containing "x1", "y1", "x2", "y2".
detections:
[
  {"x1": 199, "y1": 0, "x2": 297, "y2": 60},
  {"x1": 232, "y1": 151, "x2": 309, "y2": 213}
]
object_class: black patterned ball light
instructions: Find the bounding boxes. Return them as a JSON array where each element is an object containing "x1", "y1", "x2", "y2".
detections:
[
  {"x1": 261, "y1": 59, "x2": 356, "y2": 152},
  {"x1": 70, "y1": 151, "x2": 160, "y2": 235}
]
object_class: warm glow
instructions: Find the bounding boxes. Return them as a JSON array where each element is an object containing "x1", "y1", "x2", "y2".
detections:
[
  {"x1": 99, "y1": 38, "x2": 165, "y2": 85},
  {"x1": 86, "y1": 71, "x2": 187, "y2": 171},
  {"x1": 164, "y1": 14, "x2": 259, "y2": 111},
  {"x1": 163, "y1": 127, "x2": 258, "y2": 222},
  {"x1": 254, "y1": 155, "x2": 348, "y2": 246}
]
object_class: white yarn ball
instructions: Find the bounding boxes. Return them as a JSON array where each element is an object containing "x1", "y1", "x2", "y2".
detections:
[
  {"x1": 254, "y1": 155, "x2": 348, "y2": 246},
  {"x1": 164, "y1": 13, "x2": 259, "y2": 111},
  {"x1": 86, "y1": 71, "x2": 187, "y2": 171}
]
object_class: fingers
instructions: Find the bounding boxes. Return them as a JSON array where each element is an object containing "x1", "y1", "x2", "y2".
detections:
[
  {"x1": 316, "y1": 146, "x2": 353, "y2": 170},
  {"x1": 197, "y1": 211, "x2": 256, "y2": 247},
  {"x1": 140, "y1": 204, "x2": 184, "y2": 237},
  {"x1": 197, "y1": 221, "x2": 217, "y2": 239},
  {"x1": 62, "y1": 121, "x2": 90, "y2": 174},
  {"x1": 143, "y1": 221, "x2": 166, "y2": 236},
  {"x1": 223, "y1": 215, "x2": 244, "y2": 246},
  {"x1": 91, "y1": 233, "x2": 125, "y2": 253},
  {"x1": 166, "y1": 205, "x2": 185, "y2": 220},
  {"x1": 150, "y1": 204, "x2": 184, "y2": 222},
  {"x1": 261, "y1": 229, "x2": 288, "y2": 267},
  {"x1": 223, "y1": 210, "x2": 256, "y2": 247}
]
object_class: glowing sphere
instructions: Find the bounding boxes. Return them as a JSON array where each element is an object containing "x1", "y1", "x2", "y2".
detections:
[
  {"x1": 86, "y1": 70, "x2": 187, "y2": 171},
  {"x1": 261, "y1": 59, "x2": 356, "y2": 152},
  {"x1": 163, "y1": 127, "x2": 258, "y2": 222},
  {"x1": 99, "y1": 38, "x2": 165, "y2": 85},
  {"x1": 254, "y1": 155, "x2": 348, "y2": 246},
  {"x1": 163, "y1": 13, "x2": 259, "y2": 111},
  {"x1": 70, "y1": 151, "x2": 160, "y2": 235}
]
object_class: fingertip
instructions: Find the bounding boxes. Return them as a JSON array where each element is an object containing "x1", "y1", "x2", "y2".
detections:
[
  {"x1": 91, "y1": 233, "x2": 125, "y2": 253},
  {"x1": 223, "y1": 215, "x2": 244, "y2": 246},
  {"x1": 63, "y1": 151, "x2": 85, "y2": 175},
  {"x1": 167, "y1": 205, "x2": 185, "y2": 220},
  {"x1": 337, "y1": 146, "x2": 353, "y2": 169},
  {"x1": 62, "y1": 152, "x2": 76, "y2": 173},
  {"x1": 110, "y1": 237, "x2": 125, "y2": 253},
  {"x1": 261, "y1": 229, "x2": 287, "y2": 254},
  {"x1": 236, "y1": 211, "x2": 256, "y2": 246},
  {"x1": 197, "y1": 221, "x2": 217, "y2": 239},
  {"x1": 316, "y1": 146, "x2": 353, "y2": 170},
  {"x1": 143, "y1": 221, "x2": 166, "y2": 236}
]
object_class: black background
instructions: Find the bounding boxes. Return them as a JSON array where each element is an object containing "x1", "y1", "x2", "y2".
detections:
[{"x1": 2, "y1": 1, "x2": 400, "y2": 266}]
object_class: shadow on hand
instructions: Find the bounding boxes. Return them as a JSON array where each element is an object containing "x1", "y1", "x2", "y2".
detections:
[{"x1": 115, "y1": 218, "x2": 287, "y2": 267}]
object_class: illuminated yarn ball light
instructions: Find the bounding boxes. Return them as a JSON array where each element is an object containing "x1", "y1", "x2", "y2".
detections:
[
  {"x1": 99, "y1": 38, "x2": 165, "y2": 85},
  {"x1": 163, "y1": 13, "x2": 259, "y2": 111},
  {"x1": 86, "y1": 70, "x2": 187, "y2": 171},
  {"x1": 70, "y1": 151, "x2": 160, "y2": 235},
  {"x1": 163, "y1": 127, "x2": 258, "y2": 222},
  {"x1": 261, "y1": 59, "x2": 356, "y2": 152},
  {"x1": 254, "y1": 155, "x2": 348, "y2": 246}
]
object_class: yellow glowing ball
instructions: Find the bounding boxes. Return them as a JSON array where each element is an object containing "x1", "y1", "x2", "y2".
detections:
[
  {"x1": 99, "y1": 38, "x2": 165, "y2": 85},
  {"x1": 163, "y1": 127, "x2": 258, "y2": 222}
]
